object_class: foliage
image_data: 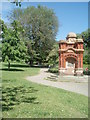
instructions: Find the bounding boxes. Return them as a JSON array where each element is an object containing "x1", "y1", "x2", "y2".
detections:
[
  {"x1": 83, "y1": 64, "x2": 90, "y2": 75},
  {"x1": 46, "y1": 43, "x2": 59, "y2": 66},
  {"x1": 11, "y1": 1, "x2": 21, "y2": 7},
  {"x1": 0, "y1": 20, "x2": 2, "y2": 61},
  {"x1": 77, "y1": 29, "x2": 90, "y2": 65},
  {"x1": 1, "y1": 19, "x2": 27, "y2": 70},
  {"x1": 83, "y1": 69, "x2": 90, "y2": 75},
  {"x1": 48, "y1": 64, "x2": 58, "y2": 73},
  {"x1": 11, "y1": 5, "x2": 58, "y2": 65},
  {"x1": 77, "y1": 29, "x2": 90, "y2": 48},
  {"x1": 83, "y1": 54, "x2": 90, "y2": 64},
  {"x1": 10, "y1": 0, "x2": 27, "y2": 7}
]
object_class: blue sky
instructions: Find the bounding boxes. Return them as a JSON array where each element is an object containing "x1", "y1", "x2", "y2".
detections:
[{"x1": 0, "y1": 2, "x2": 88, "y2": 41}]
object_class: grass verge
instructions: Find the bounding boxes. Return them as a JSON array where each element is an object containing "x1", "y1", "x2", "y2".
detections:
[{"x1": 1, "y1": 62, "x2": 88, "y2": 118}]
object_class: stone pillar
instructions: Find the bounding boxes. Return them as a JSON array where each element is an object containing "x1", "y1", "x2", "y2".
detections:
[
  {"x1": 59, "y1": 51, "x2": 60, "y2": 68},
  {"x1": 81, "y1": 52, "x2": 83, "y2": 68},
  {"x1": 59, "y1": 53, "x2": 66, "y2": 75},
  {"x1": 75, "y1": 52, "x2": 83, "y2": 76}
]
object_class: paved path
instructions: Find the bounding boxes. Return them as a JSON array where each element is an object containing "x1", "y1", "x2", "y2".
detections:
[{"x1": 26, "y1": 68, "x2": 88, "y2": 96}]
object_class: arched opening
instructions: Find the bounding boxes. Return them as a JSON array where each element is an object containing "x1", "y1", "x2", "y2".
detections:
[{"x1": 65, "y1": 57, "x2": 77, "y2": 75}]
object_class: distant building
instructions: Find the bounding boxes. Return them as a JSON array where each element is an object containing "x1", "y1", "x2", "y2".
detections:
[{"x1": 58, "y1": 32, "x2": 84, "y2": 76}]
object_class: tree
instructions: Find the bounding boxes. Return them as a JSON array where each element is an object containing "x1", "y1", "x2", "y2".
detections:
[
  {"x1": 0, "y1": 19, "x2": 3, "y2": 61},
  {"x1": 46, "y1": 43, "x2": 59, "y2": 66},
  {"x1": 77, "y1": 29, "x2": 90, "y2": 65},
  {"x1": 11, "y1": 5, "x2": 59, "y2": 65},
  {"x1": 2, "y1": 20, "x2": 27, "y2": 70},
  {"x1": 77, "y1": 29, "x2": 90, "y2": 48},
  {"x1": 11, "y1": 1, "x2": 21, "y2": 7}
]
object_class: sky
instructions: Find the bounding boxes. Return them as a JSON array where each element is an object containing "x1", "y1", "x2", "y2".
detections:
[{"x1": 0, "y1": 2, "x2": 88, "y2": 41}]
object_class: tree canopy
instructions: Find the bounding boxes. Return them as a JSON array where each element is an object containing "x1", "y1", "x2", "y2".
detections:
[
  {"x1": 46, "y1": 43, "x2": 59, "y2": 66},
  {"x1": 77, "y1": 29, "x2": 90, "y2": 65},
  {"x1": 11, "y1": 5, "x2": 59, "y2": 65},
  {"x1": 77, "y1": 29, "x2": 90, "y2": 49},
  {"x1": 1, "y1": 19, "x2": 27, "y2": 70}
]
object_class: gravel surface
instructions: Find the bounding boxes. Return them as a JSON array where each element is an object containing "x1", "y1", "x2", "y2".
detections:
[{"x1": 26, "y1": 68, "x2": 88, "y2": 96}]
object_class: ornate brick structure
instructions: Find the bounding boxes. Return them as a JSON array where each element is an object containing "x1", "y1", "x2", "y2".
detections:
[{"x1": 58, "y1": 32, "x2": 84, "y2": 76}]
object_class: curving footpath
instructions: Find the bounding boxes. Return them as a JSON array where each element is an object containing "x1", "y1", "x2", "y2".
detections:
[{"x1": 26, "y1": 68, "x2": 88, "y2": 97}]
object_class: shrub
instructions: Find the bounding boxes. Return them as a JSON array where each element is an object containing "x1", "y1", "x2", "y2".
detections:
[
  {"x1": 48, "y1": 65, "x2": 58, "y2": 73},
  {"x1": 83, "y1": 67, "x2": 90, "y2": 75}
]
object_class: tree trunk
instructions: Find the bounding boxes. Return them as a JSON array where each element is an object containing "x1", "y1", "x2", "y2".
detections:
[
  {"x1": 8, "y1": 62, "x2": 10, "y2": 71},
  {"x1": 29, "y1": 60, "x2": 33, "y2": 66}
]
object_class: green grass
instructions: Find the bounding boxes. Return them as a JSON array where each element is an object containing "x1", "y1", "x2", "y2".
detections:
[{"x1": 1, "y1": 62, "x2": 88, "y2": 118}]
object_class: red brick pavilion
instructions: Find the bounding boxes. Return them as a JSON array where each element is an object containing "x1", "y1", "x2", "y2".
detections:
[{"x1": 58, "y1": 32, "x2": 84, "y2": 76}]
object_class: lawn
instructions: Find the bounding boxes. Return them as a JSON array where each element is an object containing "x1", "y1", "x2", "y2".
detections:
[{"x1": 1, "y1": 62, "x2": 88, "y2": 118}]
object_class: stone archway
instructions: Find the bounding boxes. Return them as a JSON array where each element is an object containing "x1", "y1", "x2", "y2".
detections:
[
  {"x1": 65, "y1": 57, "x2": 77, "y2": 75},
  {"x1": 64, "y1": 53, "x2": 78, "y2": 75}
]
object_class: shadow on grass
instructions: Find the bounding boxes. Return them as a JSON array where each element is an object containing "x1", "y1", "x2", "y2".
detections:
[
  {"x1": 2, "y1": 86, "x2": 39, "y2": 111},
  {"x1": 4, "y1": 64, "x2": 30, "y2": 68},
  {"x1": 3, "y1": 79, "x2": 16, "y2": 82},
  {"x1": 3, "y1": 63, "x2": 49, "y2": 69},
  {"x1": 0, "y1": 68, "x2": 24, "y2": 71},
  {"x1": 31, "y1": 65, "x2": 48, "y2": 68}
]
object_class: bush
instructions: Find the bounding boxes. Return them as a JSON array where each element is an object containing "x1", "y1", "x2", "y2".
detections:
[
  {"x1": 83, "y1": 67, "x2": 90, "y2": 75},
  {"x1": 83, "y1": 70, "x2": 90, "y2": 75},
  {"x1": 83, "y1": 55, "x2": 90, "y2": 65},
  {"x1": 48, "y1": 65, "x2": 58, "y2": 73}
]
